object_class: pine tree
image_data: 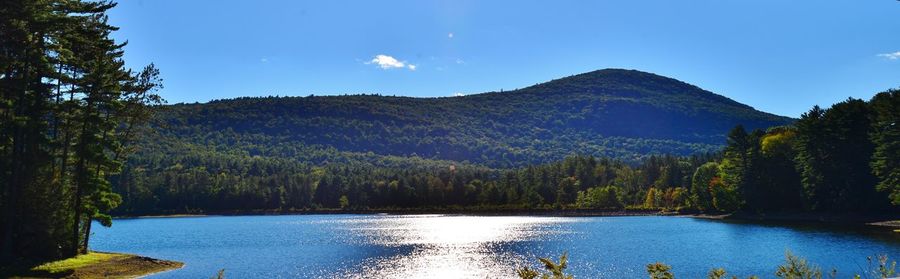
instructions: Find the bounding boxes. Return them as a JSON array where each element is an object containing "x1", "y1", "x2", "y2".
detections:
[
  {"x1": 870, "y1": 90, "x2": 900, "y2": 205},
  {"x1": 794, "y1": 106, "x2": 829, "y2": 211},
  {"x1": 0, "y1": 0, "x2": 163, "y2": 262}
]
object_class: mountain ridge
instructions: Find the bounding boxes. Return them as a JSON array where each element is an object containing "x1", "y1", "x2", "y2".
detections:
[{"x1": 145, "y1": 68, "x2": 793, "y2": 168}]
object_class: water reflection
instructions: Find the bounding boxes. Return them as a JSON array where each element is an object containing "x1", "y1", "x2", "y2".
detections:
[
  {"x1": 329, "y1": 215, "x2": 575, "y2": 279},
  {"x1": 90, "y1": 215, "x2": 900, "y2": 278}
]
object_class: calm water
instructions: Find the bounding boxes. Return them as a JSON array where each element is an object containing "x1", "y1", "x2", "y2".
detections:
[{"x1": 91, "y1": 215, "x2": 900, "y2": 278}]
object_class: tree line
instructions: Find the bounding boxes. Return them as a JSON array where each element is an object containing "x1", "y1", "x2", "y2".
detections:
[
  {"x1": 111, "y1": 151, "x2": 715, "y2": 215},
  {"x1": 691, "y1": 92, "x2": 899, "y2": 213},
  {"x1": 111, "y1": 90, "x2": 899, "y2": 217},
  {"x1": 1, "y1": 0, "x2": 163, "y2": 263}
]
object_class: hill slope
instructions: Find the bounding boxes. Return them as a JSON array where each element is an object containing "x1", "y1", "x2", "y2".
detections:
[{"x1": 143, "y1": 69, "x2": 792, "y2": 168}]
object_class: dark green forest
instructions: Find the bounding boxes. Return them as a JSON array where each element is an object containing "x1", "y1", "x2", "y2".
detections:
[
  {"x1": 1, "y1": 0, "x2": 163, "y2": 263},
  {"x1": 111, "y1": 90, "x2": 900, "y2": 216},
  {"x1": 151, "y1": 68, "x2": 792, "y2": 168}
]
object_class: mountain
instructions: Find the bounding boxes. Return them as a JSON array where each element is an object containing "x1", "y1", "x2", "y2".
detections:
[{"x1": 141, "y1": 69, "x2": 792, "y2": 168}]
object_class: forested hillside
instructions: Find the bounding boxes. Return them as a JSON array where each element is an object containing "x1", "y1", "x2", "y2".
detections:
[
  {"x1": 107, "y1": 69, "x2": 805, "y2": 215},
  {"x1": 149, "y1": 69, "x2": 792, "y2": 168},
  {"x1": 111, "y1": 90, "x2": 899, "y2": 216}
]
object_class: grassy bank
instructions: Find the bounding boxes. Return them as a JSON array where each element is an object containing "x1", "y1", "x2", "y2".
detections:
[{"x1": 2, "y1": 252, "x2": 183, "y2": 279}]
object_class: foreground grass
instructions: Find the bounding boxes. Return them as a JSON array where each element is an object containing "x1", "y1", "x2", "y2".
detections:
[{"x1": 2, "y1": 251, "x2": 183, "y2": 279}]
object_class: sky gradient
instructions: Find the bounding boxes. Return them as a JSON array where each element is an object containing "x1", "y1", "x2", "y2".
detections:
[{"x1": 108, "y1": 0, "x2": 900, "y2": 117}]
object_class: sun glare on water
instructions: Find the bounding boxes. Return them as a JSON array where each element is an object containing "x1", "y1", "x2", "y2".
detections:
[{"x1": 329, "y1": 215, "x2": 576, "y2": 279}]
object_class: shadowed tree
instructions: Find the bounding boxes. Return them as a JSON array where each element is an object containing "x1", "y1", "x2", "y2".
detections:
[
  {"x1": 0, "y1": 0, "x2": 163, "y2": 261},
  {"x1": 869, "y1": 90, "x2": 900, "y2": 205}
]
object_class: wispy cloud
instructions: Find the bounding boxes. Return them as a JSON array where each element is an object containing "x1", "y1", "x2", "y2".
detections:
[
  {"x1": 877, "y1": 51, "x2": 900, "y2": 60},
  {"x1": 366, "y1": 54, "x2": 417, "y2": 70},
  {"x1": 448, "y1": 32, "x2": 454, "y2": 39},
  {"x1": 260, "y1": 57, "x2": 269, "y2": 63}
]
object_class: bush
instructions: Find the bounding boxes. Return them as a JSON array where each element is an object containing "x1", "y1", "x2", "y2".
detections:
[
  {"x1": 515, "y1": 251, "x2": 891, "y2": 279},
  {"x1": 516, "y1": 252, "x2": 574, "y2": 279}
]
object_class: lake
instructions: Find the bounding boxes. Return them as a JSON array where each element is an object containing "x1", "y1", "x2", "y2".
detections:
[{"x1": 90, "y1": 215, "x2": 900, "y2": 278}]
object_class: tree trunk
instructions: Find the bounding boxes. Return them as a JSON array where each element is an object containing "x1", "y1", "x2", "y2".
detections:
[
  {"x1": 81, "y1": 216, "x2": 92, "y2": 253},
  {"x1": 1, "y1": 50, "x2": 30, "y2": 261},
  {"x1": 70, "y1": 97, "x2": 93, "y2": 257}
]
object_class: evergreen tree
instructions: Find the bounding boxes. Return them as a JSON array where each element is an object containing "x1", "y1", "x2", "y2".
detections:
[
  {"x1": 794, "y1": 106, "x2": 829, "y2": 211},
  {"x1": 870, "y1": 90, "x2": 900, "y2": 205},
  {"x1": 0, "y1": 0, "x2": 163, "y2": 262}
]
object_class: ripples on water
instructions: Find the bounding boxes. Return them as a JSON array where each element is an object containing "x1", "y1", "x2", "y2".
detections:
[
  {"x1": 327, "y1": 215, "x2": 577, "y2": 279},
  {"x1": 90, "y1": 214, "x2": 900, "y2": 278}
]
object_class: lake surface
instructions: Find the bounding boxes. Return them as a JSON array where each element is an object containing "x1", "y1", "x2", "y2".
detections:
[{"x1": 90, "y1": 215, "x2": 900, "y2": 278}]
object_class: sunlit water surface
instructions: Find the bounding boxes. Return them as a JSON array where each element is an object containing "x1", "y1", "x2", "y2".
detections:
[{"x1": 91, "y1": 215, "x2": 900, "y2": 278}]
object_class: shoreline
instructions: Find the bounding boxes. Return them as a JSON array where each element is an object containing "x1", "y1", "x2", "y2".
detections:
[
  {"x1": 113, "y1": 209, "x2": 900, "y2": 230},
  {"x1": 2, "y1": 251, "x2": 183, "y2": 279},
  {"x1": 690, "y1": 212, "x2": 900, "y2": 230},
  {"x1": 114, "y1": 208, "x2": 674, "y2": 219}
]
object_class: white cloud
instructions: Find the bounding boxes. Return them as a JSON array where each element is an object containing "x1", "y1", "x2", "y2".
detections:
[
  {"x1": 448, "y1": 32, "x2": 454, "y2": 39},
  {"x1": 366, "y1": 54, "x2": 416, "y2": 71},
  {"x1": 368, "y1": 54, "x2": 405, "y2": 69},
  {"x1": 453, "y1": 92, "x2": 465, "y2": 97},
  {"x1": 878, "y1": 51, "x2": 900, "y2": 60},
  {"x1": 455, "y1": 58, "x2": 465, "y2": 64},
  {"x1": 260, "y1": 58, "x2": 269, "y2": 63}
]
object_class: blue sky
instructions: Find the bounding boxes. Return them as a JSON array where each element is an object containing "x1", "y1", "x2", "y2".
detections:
[{"x1": 109, "y1": 0, "x2": 900, "y2": 117}]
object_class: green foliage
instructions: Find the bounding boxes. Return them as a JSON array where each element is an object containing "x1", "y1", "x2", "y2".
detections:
[
  {"x1": 690, "y1": 162, "x2": 719, "y2": 211},
  {"x1": 517, "y1": 253, "x2": 574, "y2": 279},
  {"x1": 879, "y1": 255, "x2": 897, "y2": 278},
  {"x1": 338, "y1": 195, "x2": 350, "y2": 209},
  {"x1": 794, "y1": 99, "x2": 889, "y2": 212},
  {"x1": 640, "y1": 187, "x2": 688, "y2": 209},
  {"x1": 662, "y1": 187, "x2": 689, "y2": 209},
  {"x1": 710, "y1": 176, "x2": 740, "y2": 213},
  {"x1": 575, "y1": 186, "x2": 624, "y2": 209},
  {"x1": 647, "y1": 262, "x2": 675, "y2": 279},
  {"x1": 556, "y1": 177, "x2": 580, "y2": 207},
  {"x1": 143, "y1": 69, "x2": 790, "y2": 173},
  {"x1": 29, "y1": 252, "x2": 122, "y2": 274},
  {"x1": 869, "y1": 90, "x2": 900, "y2": 205},
  {"x1": 720, "y1": 126, "x2": 749, "y2": 189},
  {"x1": 644, "y1": 188, "x2": 661, "y2": 209},
  {"x1": 708, "y1": 268, "x2": 727, "y2": 279},
  {"x1": 864, "y1": 255, "x2": 896, "y2": 279},
  {"x1": 518, "y1": 251, "x2": 888, "y2": 278},
  {"x1": 711, "y1": 94, "x2": 899, "y2": 214},
  {"x1": 517, "y1": 267, "x2": 541, "y2": 279},
  {"x1": 718, "y1": 126, "x2": 752, "y2": 210},
  {"x1": 0, "y1": 0, "x2": 163, "y2": 262},
  {"x1": 109, "y1": 153, "x2": 718, "y2": 215},
  {"x1": 775, "y1": 251, "x2": 824, "y2": 279},
  {"x1": 757, "y1": 127, "x2": 804, "y2": 210}
]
